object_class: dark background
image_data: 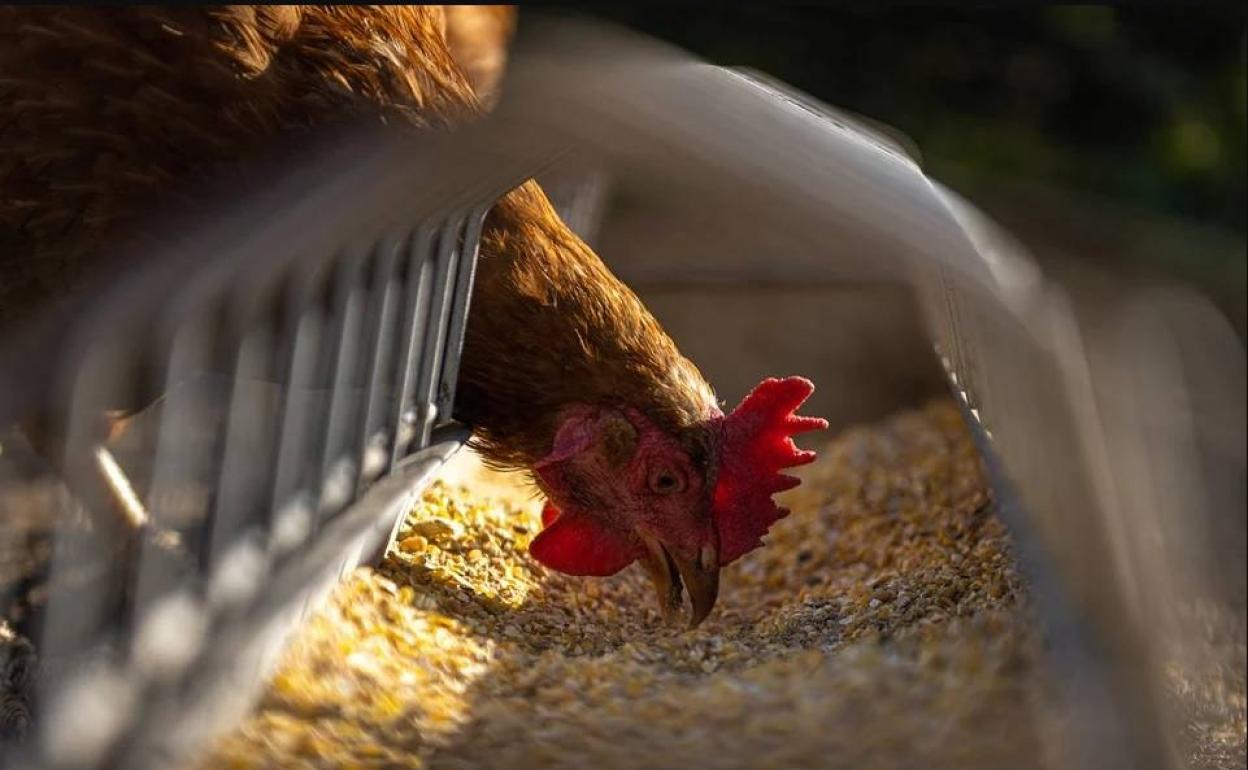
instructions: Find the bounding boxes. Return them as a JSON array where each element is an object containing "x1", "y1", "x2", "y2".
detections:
[{"x1": 575, "y1": 5, "x2": 1248, "y2": 334}]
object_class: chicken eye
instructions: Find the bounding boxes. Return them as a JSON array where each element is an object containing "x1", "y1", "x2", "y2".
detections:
[{"x1": 649, "y1": 468, "x2": 685, "y2": 495}]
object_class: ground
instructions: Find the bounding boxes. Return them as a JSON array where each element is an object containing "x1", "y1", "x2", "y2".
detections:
[
  {"x1": 192, "y1": 400, "x2": 1063, "y2": 770},
  {"x1": 4, "y1": 399, "x2": 1242, "y2": 768}
]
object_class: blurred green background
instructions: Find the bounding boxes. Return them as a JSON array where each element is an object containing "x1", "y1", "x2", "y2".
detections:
[{"x1": 579, "y1": 5, "x2": 1248, "y2": 335}]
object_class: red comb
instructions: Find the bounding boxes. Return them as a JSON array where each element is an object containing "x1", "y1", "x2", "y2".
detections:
[{"x1": 712, "y1": 376, "x2": 828, "y2": 564}]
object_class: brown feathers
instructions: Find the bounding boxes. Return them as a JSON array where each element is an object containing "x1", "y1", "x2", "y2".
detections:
[
  {"x1": 443, "y1": 6, "x2": 517, "y2": 108},
  {"x1": 457, "y1": 182, "x2": 719, "y2": 471},
  {"x1": 0, "y1": 5, "x2": 481, "y2": 330},
  {"x1": 0, "y1": 5, "x2": 717, "y2": 476}
]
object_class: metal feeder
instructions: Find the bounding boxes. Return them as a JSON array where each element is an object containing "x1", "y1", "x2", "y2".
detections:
[{"x1": 1, "y1": 17, "x2": 1242, "y2": 770}]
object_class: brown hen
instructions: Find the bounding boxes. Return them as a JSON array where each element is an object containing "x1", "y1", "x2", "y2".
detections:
[{"x1": 0, "y1": 6, "x2": 824, "y2": 625}]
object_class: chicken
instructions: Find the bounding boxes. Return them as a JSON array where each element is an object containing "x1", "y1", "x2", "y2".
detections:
[{"x1": 0, "y1": 6, "x2": 827, "y2": 626}]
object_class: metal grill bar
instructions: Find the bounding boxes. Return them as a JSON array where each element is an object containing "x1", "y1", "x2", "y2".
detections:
[
  {"x1": 355, "y1": 234, "x2": 405, "y2": 492},
  {"x1": 389, "y1": 227, "x2": 437, "y2": 471},
  {"x1": 435, "y1": 207, "x2": 489, "y2": 428},
  {"x1": 411, "y1": 217, "x2": 465, "y2": 450},
  {"x1": 316, "y1": 248, "x2": 371, "y2": 525}
]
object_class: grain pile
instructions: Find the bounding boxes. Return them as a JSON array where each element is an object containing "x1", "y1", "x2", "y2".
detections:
[{"x1": 194, "y1": 398, "x2": 1062, "y2": 770}]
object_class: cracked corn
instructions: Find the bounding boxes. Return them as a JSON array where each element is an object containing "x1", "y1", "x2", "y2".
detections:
[{"x1": 192, "y1": 399, "x2": 1051, "y2": 770}]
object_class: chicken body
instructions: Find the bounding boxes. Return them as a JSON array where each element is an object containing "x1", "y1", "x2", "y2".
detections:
[
  {"x1": 0, "y1": 6, "x2": 492, "y2": 332},
  {"x1": 0, "y1": 6, "x2": 822, "y2": 625}
]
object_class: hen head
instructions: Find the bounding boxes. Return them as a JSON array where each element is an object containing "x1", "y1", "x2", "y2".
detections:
[{"x1": 529, "y1": 377, "x2": 828, "y2": 627}]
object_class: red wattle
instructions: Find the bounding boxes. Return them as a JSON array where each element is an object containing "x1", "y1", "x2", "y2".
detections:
[{"x1": 529, "y1": 509, "x2": 642, "y2": 577}]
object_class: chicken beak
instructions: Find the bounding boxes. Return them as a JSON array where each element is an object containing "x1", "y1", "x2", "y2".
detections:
[
  {"x1": 673, "y1": 542, "x2": 719, "y2": 628},
  {"x1": 639, "y1": 536, "x2": 720, "y2": 628},
  {"x1": 639, "y1": 537, "x2": 684, "y2": 624}
]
